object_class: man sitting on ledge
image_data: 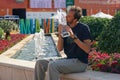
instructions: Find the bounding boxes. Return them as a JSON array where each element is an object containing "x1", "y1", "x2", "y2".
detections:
[{"x1": 34, "y1": 6, "x2": 92, "y2": 80}]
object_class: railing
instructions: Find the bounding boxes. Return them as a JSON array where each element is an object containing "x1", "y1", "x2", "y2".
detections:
[
  {"x1": 79, "y1": 0, "x2": 120, "y2": 4},
  {"x1": 0, "y1": 15, "x2": 19, "y2": 20}
]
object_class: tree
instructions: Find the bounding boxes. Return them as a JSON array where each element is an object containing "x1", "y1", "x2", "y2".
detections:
[
  {"x1": 98, "y1": 12, "x2": 120, "y2": 53},
  {"x1": 0, "y1": 20, "x2": 19, "y2": 39}
]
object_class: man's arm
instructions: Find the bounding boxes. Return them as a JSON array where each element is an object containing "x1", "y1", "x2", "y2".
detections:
[
  {"x1": 57, "y1": 25, "x2": 64, "y2": 52},
  {"x1": 73, "y1": 38, "x2": 91, "y2": 53},
  {"x1": 57, "y1": 35, "x2": 63, "y2": 51},
  {"x1": 66, "y1": 26, "x2": 92, "y2": 54}
]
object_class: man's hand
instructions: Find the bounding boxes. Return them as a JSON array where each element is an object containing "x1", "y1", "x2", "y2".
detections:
[
  {"x1": 58, "y1": 24, "x2": 63, "y2": 36},
  {"x1": 65, "y1": 26, "x2": 75, "y2": 38}
]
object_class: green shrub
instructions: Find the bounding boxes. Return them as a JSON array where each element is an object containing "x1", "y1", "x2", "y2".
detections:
[
  {"x1": 80, "y1": 16, "x2": 110, "y2": 40},
  {"x1": 0, "y1": 20, "x2": 19, "y2": 33},
  {"x1": 98, "y1": 12, "x2": 120, "y2": 54},
  {"x1": 0, "y1": 20, "x2": 19, "y2": 39},
  {"x1": 0, "y1": 27, "x2": 4, "y2": 39}
]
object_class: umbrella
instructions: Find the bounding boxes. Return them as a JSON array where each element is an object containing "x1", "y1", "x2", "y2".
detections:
[{"x1": 91, "y1": 12, "x2": 113, "y2": 19}]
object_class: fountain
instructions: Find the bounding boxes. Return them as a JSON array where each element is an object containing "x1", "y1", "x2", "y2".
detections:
[
  {"x1": 11, "y1": 9, "x2": 68, "y2": 61},
  {"x1": 34, "y1": 29, "x2": 61, "y2": 60},
  {"x1": 11, "y1": 29, "x2": 61, "y2": 61}
]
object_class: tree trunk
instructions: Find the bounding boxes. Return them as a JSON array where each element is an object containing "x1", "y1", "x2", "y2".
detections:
[{"x1": 5, "y1": 31, "x2": 10, "y2": 40}]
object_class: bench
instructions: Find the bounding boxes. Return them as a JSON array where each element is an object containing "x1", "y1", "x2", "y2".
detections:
[
  {"x1": 59, "y1": 52, "x2": 120, "y2": 80},
  {"x1": 60, "y1": 70, "x2": 120, "y2": 80}
]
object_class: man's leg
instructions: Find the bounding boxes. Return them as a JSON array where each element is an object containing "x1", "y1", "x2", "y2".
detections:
[
  {"x1": 46, "y1": 58, "x2": 88, "y2": 80},
  {"x1": 34, "y1": 60, "x2": 49, "y2": 80}
]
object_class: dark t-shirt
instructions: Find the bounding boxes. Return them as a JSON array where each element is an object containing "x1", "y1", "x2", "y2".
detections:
[{"x1": 63, "y1": 22, "x2": 91, "y2": 64}]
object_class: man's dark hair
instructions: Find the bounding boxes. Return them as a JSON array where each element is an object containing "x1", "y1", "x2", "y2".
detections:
[{"x1": 68, "y1": 6, "x2": 82, "y2": 21}]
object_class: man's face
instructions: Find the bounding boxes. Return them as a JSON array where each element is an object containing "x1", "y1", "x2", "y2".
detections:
[{"x1": 66, "y1": 11, "x2": 75, "y2": 24}]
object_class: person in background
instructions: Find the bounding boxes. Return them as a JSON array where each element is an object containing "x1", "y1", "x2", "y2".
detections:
[{"x1": 34, "y1": 6, "x2": 92, "y2": 80}]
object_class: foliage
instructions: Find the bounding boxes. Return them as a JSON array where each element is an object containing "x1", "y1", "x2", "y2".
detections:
[
  {"x1": 0, "y1": 20, "x2": 19, "y2": 33},
  {"x1": 0, "y1": 19, "x2": 19, "y2": 39},
  {"x1": 89, "y1": 51, "x2": 120, "y2": 74},
  {"x1": 80, "y1": 16, "x2": 110, "y2": 40},
  {"x1": 0, "y1": 27, "x2": 4, "y2": 39},
  {"x1": 0, "y1": 34, "x2": 26, "y2": 54},
  {"x1": 98, "y1": 12, "x2": 120, "y2": 53}
]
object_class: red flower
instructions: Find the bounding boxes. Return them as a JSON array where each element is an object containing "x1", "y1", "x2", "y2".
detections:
[
  {"x1": 89, "y1": 51, "x2": 120, "y2": 74},
  {"x1": 0, "y1": 34, "x2": 27, "y2": 54}
]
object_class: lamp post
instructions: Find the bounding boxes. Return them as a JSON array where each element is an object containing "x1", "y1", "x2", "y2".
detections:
[
  {"x1": 6, "y1": 8, "x2": 9, "y2": 15},
  {"x1": 107, "y1": 0, "x2": 111, "y2": 14},
  {"x1": 114, "y1": 0, "x2": 118, "y2": 14}
]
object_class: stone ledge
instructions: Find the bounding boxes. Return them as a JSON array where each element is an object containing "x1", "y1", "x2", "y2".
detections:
[{"x1": 60, "y1": 70, "x2": 120, "y2": 80}]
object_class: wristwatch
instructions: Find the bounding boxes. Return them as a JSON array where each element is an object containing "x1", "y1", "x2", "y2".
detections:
[{"x1": 71, "y1": 35, "x2": 78, "y2": 40}]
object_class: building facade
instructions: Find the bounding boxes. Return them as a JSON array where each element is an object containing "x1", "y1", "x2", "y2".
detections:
[
  {"x1": 75, "y1": 0, "x2": 120, "y2": 16},
  {"x1": 0, "y1": 0, "x2": 120, "y2": 17}
]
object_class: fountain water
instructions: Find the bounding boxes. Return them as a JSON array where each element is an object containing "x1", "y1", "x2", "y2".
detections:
[
  {"x1": 57, "y1": 9, "x2": 70, "y2": 38},
  {"x1": 12, "y1": 29, "x2": 60, "y2": 61},
  {"x1": 34, "y1": 29, "x2": 45, "y2": 58}
]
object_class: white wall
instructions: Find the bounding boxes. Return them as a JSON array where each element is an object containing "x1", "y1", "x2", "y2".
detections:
[{"x1": 26, "y1": 12, "x2": 57, "y2": 19}]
